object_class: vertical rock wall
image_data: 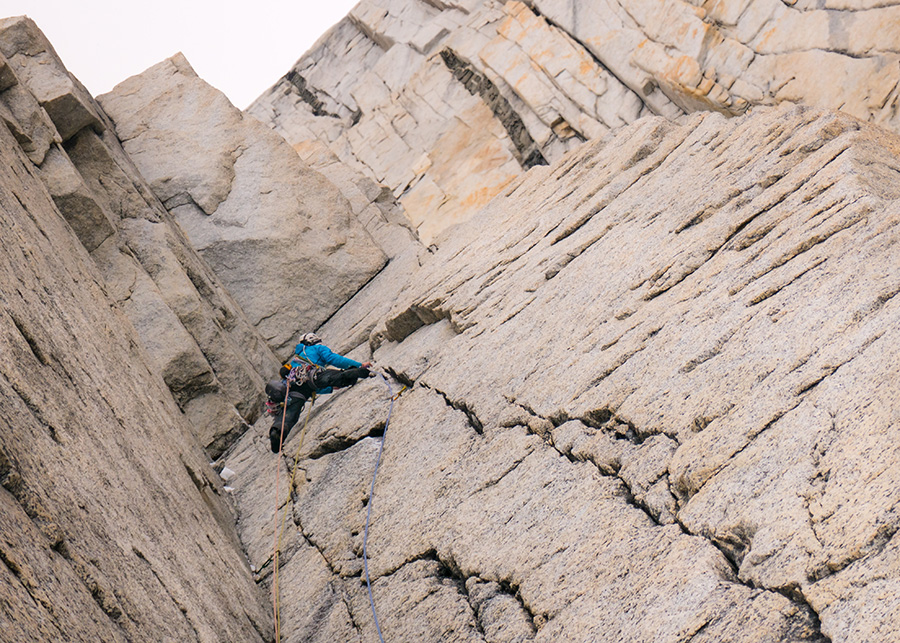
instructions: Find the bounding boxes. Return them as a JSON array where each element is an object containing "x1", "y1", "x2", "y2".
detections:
[
  {"x1": 248, "y1": 0, "x2": 900, "y2": 242},
  {"x1": 224, "y1": 104, "x2": 900, "y2": 643},
  {"x1": 0, "y1": 37, "x2": 271, "y2": 643},
  {"x1": 4, "y1": 6, "x2": 899, "y2": 643},
  {"x1": 98, "y1": 54, "x2": 395, "y2": 356},
  {"x1": 0, "y1": 17, "x2": 279, "y2": 456}
]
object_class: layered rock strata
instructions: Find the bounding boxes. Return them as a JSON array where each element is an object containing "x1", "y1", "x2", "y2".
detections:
[
  {"x1": 225, "y1": 104, "x2": 900, "y2": 643},
  {"x1": 0, "y1": 34, "x2": 272, "y2": 642},
  {"x1": 0, "y1": 17, "x2": 279, "y2": 455},
  {"x1": 98, "y1": 54, "x2": 398, "y2": 355},
  {"x1": 249, "y1": 0, "x2": 900, "y2": 241}
]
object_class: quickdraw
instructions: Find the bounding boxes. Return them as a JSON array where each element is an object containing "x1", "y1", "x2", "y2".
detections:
[{"x1": 289, "y1": 352, "x2": 325, "y2": 390}]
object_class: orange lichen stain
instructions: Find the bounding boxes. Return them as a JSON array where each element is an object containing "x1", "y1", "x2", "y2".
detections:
[
  {"x1": 292, "y1": 141, "x2": 316, "y2": 155},
  {"x1": 676, "y1": 21, "x2": 708, "y2": 45},
  {"x1": 460, "y1": 186, "x2": 499, "y2": 209},
  {"x1": 510, "y1": 71, "x2": 532, "y2": 91},
  {"x1": 533, "y1": 45, "x2": 555, "y2": 63},
  {"x1": 756, "y1": 28, "x2": 777, "y2": 49},
  {"x1": 497, "y1": 17, "x2": 515, "y2": 38},
  {"x1": 579, "y1": 59, "x2": 594, "y2": 76},
  {"x1": 505, "y1": 0, "x2": 527, "y2": 18},
  {"x1": 588, "y1": 32, "x2": 617, "y2": 49},
  {"x1": 401, "y1": 177, "x2": 446, "y2": 213},
  {"x1": 517, "y1": 9, "x2": 538, "y2": 27},
  {"x1": 666, "y1": 55, "x2": 704, "y2": 87},
  {"x1": 696, "y1": 75, "x2": 715, "y2": 95}
]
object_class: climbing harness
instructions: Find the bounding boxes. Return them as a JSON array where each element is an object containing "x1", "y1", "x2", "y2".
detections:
[
  {"x1": 362, "y1": 376, "x2": 406, "y2": 643},
  {"x1": 270, "y1": 372, "x2": 317, "y2": 643},
  {"x1": 291, "y1": 361, "x2": 322, "y2": 389},
  {"x1": 294, "y1": 348, "x2": 326, "y2": 381}
]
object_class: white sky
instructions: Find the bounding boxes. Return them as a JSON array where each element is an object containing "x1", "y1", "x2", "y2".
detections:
[{"x1": 0, "y1": 0, "x2": 360, "y2": 109}]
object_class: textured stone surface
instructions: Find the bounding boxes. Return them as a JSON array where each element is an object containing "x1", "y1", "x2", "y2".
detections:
[
  {"x1": 5, "y1": 9, "x2": 900, "y2": 643},
  {"x1": 0, "y1": 49, "x2": 58, "y2": 165},
  {"x1": 1, "y1": 17, "x2": 278, "y2": 455},
  {"x1": 99, "y1": 54, "x2": 389, "y2": 354},
  {"x1": 34, "y1": 144, "x2": 117, "y2": 251},
  {"x1": 249, "y1": 0, "x2": 900, "y2": 242},
  {"x1": 224, "y1": 104, "x2": 900, "y2": 643},
  {"x1": 292, "y1": 138, "x2": 420, "y2": 260},
  {"x1": 0, "y1": 16, "x2": 104, "y2": 141},
  {"x1": 0, "y1": 101, "x2": 270, "y2": 640}
]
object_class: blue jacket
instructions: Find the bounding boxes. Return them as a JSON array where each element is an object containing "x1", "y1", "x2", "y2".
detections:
[{"x1": 291, "y1": 343, "x2": 362, "y2": 394}]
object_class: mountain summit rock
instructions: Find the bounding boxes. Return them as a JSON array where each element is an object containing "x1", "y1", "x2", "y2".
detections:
[{"x1": 1, "y1": 5, "x2": 899, "y2": 643}]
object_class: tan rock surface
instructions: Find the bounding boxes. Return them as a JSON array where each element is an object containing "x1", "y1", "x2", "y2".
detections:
[
  {"x1": 0, "y1": 16, "x2": 105, "y2": 141},
  {"x1": 250, "y1": 0, "x2": 900, "y2": 242},
  {"x1": 1, "y1": 17, "x2": 279, "y2": 454},
  {"x1": 5, "y1": 10, "x2": 900, "y2": 643},
  {"x1": 224, "y1": 104, "x2": 899, "y2": 643},
  {"x1": 99, "y1": 54, "x2": 389, "y2": 354},
  {"x1": 0, "y1": 97, "x2": 270, "y2": 640}
]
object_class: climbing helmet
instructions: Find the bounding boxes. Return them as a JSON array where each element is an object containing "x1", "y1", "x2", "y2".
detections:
[{"x1": 300, "y1": 332, "x2": 322, "y2": 346}]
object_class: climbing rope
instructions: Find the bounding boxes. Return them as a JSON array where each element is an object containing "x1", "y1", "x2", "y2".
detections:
[
  {"x1": 363, "y1": 375, "x2": 406, "y2": 643},
  {"x1": 271, "y1": 381, "x2": 316, "y2": 643},
  {"x1": 270, "y1": 379, "x2": 291, "y2": 643},
  {"x1": 266, "y1": 367, "x2": 405, "y2": 643}
]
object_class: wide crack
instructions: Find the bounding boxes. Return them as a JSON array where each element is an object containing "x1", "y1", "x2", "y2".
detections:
[
  {"x1": 305, "y1": 423, "x2": 386, "y2": 460},
  {"x1": 439, "y1": 48, "x2": 548, "y2": 170},
  {"x1": 377, "y1": 549, "x2": 539, "y2": 640},
  {"x1": 422, "y1": 383, "x2": 484, "y2": 434},
  {"x1": 515, "y1": 402, "x2": 833, "y2": 641},
  {"x1": 283, "y1": 71, "x2": 342, "y2": 119}
]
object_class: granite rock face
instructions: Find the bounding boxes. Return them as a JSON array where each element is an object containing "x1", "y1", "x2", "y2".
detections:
[
  {"x1": 0, "y1": 17, "x2": 281, "y2": 457},
  {"x1": 249, "y1": 0, "x2": 900, "y2": 242},
  {"x1": 0, "y1": 30, "x2": 272, "y2": 642},
  {"x1": 0, "y1": 17, "x2": 421, "y2": 643},
  {"x1": 224, "y1": 104, "x2": 900, "y2": 643},
  {"x1": 4, "y1": 8, "x2": 900, "y2": 643},
  {"x1": 99, "y1": 55, "x2": 391, "y2": 355}
]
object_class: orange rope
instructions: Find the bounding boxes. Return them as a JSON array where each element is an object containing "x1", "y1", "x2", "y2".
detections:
[
  {"x1": 272, "y1": 387, "x2": 316, "y2": 643},
  {"x1": 271, "y1": 379, "x2": 291, "y2": 643}
]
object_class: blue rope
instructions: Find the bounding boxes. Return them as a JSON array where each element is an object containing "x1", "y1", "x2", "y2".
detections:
[{"x1": 363, "y1": 373, "x2": 396, "y2": 643}]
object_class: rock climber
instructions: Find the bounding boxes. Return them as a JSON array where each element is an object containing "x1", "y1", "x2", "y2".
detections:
[{"x1": 266, "y1": 332, "x2": 374, "y2": 453}]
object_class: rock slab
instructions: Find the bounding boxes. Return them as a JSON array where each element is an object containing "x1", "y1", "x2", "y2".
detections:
[
  {"x1": 0, "y1": 16, "x2": 280, "y2": 456},
  {"x1": 225, "y1": 104, "x2": 900, "y2": 643},
  {"x1": 249, "y1": 0, "x2": 900, "y2": 242},
  {"x1": 99, "y1": 54, "x2": 389, "y2": 355},
  {"x1": 0, "y1": 78, "x2": 271, "y2": 641}
]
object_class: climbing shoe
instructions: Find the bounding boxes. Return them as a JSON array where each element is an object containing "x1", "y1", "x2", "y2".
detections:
[{"x1": 269, "y1": 427, "x2": 282, "y2": 454}]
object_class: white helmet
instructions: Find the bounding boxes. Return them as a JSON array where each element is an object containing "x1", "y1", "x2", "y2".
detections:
[{"x1": 300, "y1": 332, "x2": 322, "y2": 346}]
